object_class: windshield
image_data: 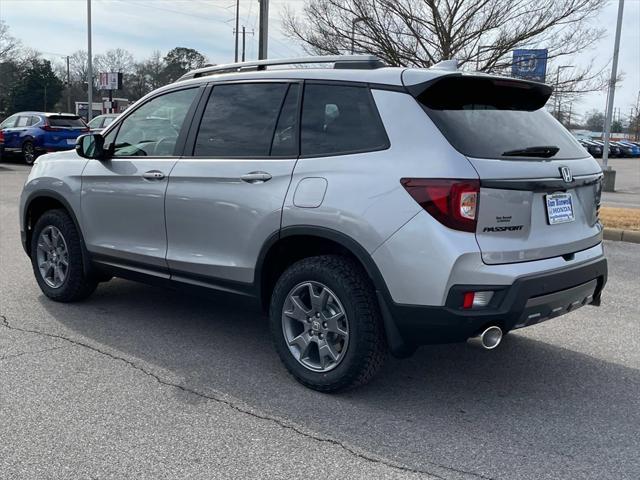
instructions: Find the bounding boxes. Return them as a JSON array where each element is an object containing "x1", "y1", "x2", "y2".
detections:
[{"x1": 418, "y1": 76, "x2": 587, "y2": 160}]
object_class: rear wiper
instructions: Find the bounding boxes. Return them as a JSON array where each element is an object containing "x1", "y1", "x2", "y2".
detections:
[{"x1": 501, "y1": 146, "x2": 560, "y2": 158}]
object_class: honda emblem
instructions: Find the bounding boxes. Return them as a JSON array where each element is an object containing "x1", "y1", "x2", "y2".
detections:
[{"x1": 559, "y1": 166, "x2": 572, "y2": 183}]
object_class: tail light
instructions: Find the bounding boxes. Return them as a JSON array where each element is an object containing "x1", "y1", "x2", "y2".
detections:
[
  {"x1": 595, "y1": 178, "x2": 602, "y2": 221},
  {"x1": 401, "y1": 178, "x2": 479, "y2": 232},
  {"x1": 41, "y1": 124, "x2": 62, "y2": 132},
  {"x1": 0, "y1": 130, "x2": 4, "y2": 143}
]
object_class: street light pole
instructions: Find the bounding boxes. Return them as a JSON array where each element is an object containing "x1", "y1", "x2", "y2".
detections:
[
  {"x1": 66, "y1": 55, "x2": 71, "y2": 113},
  {"x1": 87, "y1": 0, "x2": 93, "y2": 121},
  {"x1": 601, "y1": 0, "x2": 624, "y2": 192}
]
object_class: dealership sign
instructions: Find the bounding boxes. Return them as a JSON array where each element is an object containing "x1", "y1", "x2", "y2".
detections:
[
  {"x1": 99, "y1": 72, "x2": 123, "y2": 90},
  {"x1": 511, "y1": 49, "x2": 548, "y2": 83}
]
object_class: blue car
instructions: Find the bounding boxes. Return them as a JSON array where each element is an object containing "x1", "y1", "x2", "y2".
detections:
[
  {"x1": 617, "y1": 140, "x2": 640, "y2": 157},
  {"x1": 0, "y1": 112, "x2": 88, "y2": 165}
]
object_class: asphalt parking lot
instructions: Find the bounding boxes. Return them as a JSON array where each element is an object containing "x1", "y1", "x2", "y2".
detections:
[
  {"x1": 1, "y1": 162, "x2": 639, "y2": 480},
  {"x1": 598, "y1": 158, "x2": 640, "y2": 209}
]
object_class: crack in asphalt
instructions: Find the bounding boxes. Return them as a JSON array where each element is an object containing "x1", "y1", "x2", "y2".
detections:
[
  {"x1": 0, "y1": 345, "x2": 68, "y2": 362},
  {"x1": 0, "y1": 314, "x2": 494, "y2": 480}
]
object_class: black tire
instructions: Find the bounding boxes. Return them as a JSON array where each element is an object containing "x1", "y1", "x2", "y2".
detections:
[
  {"x1": 22, "y1": 140, "x2": 38, "y2": 165},
  {"x1": 269, "y1": 255, "x2": 387, "y2": 392},
  {"x1": 30, "y1": 209, "x2": 97, "y2": 302}
]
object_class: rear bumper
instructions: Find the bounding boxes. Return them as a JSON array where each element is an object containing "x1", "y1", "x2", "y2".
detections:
[{"x1": 380, "y1": 256, "x2": 607, "y2": 352}]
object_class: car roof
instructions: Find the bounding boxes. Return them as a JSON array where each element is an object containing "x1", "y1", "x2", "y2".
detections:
[{"x1": 11, "y1": 111, "x2": 80, "y2": 117}]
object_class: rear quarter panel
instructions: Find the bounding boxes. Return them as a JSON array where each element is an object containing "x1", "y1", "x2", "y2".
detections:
[{"x1": 282, "y1": 88, "x2": 479, "y2": 254}]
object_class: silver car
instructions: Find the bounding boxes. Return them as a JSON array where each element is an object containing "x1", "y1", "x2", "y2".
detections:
[{"x1": 19, "y1": 56, "x2": 607, "y2": 391}]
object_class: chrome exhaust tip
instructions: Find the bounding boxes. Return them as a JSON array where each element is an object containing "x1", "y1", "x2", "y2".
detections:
[{"x1": 467, "y1": 326, "x2": 503, "y2": 350}]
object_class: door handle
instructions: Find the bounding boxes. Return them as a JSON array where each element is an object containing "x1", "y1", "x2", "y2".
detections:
[
  {"x1": 142, "y1": 170, "x2": 165, "y2": 180},
  {"x1": 241, "y1": 171, "x2": 272, "y2": 184}
]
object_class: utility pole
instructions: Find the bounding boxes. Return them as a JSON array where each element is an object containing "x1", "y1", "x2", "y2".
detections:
[
  {"x1": 241, "y1": 26, "x2": 254, "y2": 62},
  {"x1": 554, "y1": 65, "x2": 572, "y2": 119},
  {"x1": 66, "y1": 55, "x2": 71, "y2": 113},
  {"x1": 234, "y1": 0, "x2": 240, "y2": 62},
  {"x1": 602, "y1": 0, "x2": 624, "y2": 187},
  {"x1": 87, "y1": 0, "x2": 93, "y2": 121},
  {"x1": 258, "y1": 0, "x2": 269, "y2": 60}
]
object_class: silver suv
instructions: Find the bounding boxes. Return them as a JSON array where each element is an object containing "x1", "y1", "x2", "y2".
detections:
[{"x1": 19, "y1": 56, "x2": 607, "y2": 391}]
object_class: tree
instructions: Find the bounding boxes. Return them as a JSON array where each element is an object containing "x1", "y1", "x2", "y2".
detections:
[
  {"x1": 94, "y1": 48, "x2": 135, "y2": 75},
  {"x1": 163, "y1": 47, "x2": 207, "y2": 83},
  {"x1": 610, "y1": 120, "x2": 623, "y2": 134},
  {"x1": 584, "y1": 110, "x2": 605, "y2": 132},
  {"x1": 284, "y1": 0, "x2": 608, "y2": 96},
  {"x1": 12, "y1": 59, "x2": 64, "y2": 112},
  {"x1": 0, "y1": 20, "x2": 20, "y2": 62}
]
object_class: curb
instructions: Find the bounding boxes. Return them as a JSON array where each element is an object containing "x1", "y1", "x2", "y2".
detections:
[{"x1": 603, "y1": 228, "x2": 640, "y2": 244}]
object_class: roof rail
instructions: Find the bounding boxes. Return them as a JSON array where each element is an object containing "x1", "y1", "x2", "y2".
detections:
[{"x1": 177, "y1": 55, "x2": 386, "y2": 81}]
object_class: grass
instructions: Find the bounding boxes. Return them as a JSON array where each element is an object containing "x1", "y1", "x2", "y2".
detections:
[{"x1": 599, "y1": 207, "x2": 640, "y2": 231}]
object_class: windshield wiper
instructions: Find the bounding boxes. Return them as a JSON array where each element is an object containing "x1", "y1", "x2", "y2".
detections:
[{"x1": 502, "y1": 146, "x2": 560, "y2": 158}]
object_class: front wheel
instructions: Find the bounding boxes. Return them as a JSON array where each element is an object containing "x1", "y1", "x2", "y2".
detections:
[
  {"x1": 269, "y1": 255, "x2": 387, "y2": 392},
  {"x1": 30, "y1": 209, "x2": 97, "y2": 302}
]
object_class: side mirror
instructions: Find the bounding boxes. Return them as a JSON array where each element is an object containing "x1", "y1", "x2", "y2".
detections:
[{"x1": 75, "y1": 133, "x2": 105, "y2": 160}]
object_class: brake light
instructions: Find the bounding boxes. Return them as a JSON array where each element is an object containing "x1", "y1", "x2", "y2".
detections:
[
  {"x1": 41, "y1": 125, "x2": 62, "y2": 132},
  {"x1": 0, "y1": 130, "x2": 4, "y2": 143},
  {"x1": 401, "y1": 178, "x2": 479, "y2": 232}
]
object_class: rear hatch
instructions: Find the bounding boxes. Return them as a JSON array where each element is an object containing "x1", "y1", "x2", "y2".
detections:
[
  {"x1": 45, "y1": 115, "x2": 89, "y2": 143},
  {"x1": 413, "y1": 74, "x2": 602, "y2": 265}
]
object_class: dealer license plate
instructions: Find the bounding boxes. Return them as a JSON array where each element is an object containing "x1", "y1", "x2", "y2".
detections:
[{"x1": 546, "y1": 192, "x2": 575, "y2": 225}]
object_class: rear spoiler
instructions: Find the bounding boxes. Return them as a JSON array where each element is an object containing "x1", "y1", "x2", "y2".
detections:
[{"x1": 404, "y1": 73, "x2": 553, "y2": 111}]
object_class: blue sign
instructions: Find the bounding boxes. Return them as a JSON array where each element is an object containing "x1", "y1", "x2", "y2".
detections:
[{"x1": 511, "y1": 49, "x2": 548, "y2": 83}]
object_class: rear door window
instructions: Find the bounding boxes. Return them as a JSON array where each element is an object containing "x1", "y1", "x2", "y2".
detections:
[
  {"x1": 194, "y1": 83, "x2": 290, "y2": 157},
  {"x1": 300, "y1": 84, "x2": 389, "y2": 157},
  {"x1": 16, "y1": 116, "x2": 30, "y2": 127},
  {"x1": 417, "y1": 76, "x2": 586, "y2": 160}
]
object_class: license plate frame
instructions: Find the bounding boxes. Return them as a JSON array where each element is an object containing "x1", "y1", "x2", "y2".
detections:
[{"x1": 545, "y1": 192, "x2": 575, "y2": 225}]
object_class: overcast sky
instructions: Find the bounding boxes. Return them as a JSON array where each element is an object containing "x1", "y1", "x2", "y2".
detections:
[{"x1": 1, "y1": 0, "x2": 638, "y2": 120}]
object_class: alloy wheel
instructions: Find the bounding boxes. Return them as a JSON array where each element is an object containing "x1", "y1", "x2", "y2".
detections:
[
  {"x1": 281, "y1": 281, "x2": 350, "y2": 372},
  {"x1": 35, "y1": 225, "x2": 69, "y2": 288}
]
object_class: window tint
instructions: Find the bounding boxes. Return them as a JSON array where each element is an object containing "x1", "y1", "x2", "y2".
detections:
[
  {"x1": 113, "y1": 88, "x2": 197, "y2": 157},
  {"x1": 301, "y1": 84, "x2": 388, "y2": 156},
  {"x1": 271, "y1": 84, "x2": 299, "y2": 157},
  {"x1": 49, "y1": 116, "x2": 86, "y2": 128},
  {"x1": 418, "y1": 76, "x2": 586, "y2": 160},
  {"x1": 16, "y1": 116, "x2": 30, "y2": 127},
  {"x1": 194, "y1": 83, "x2": 289, "y2": 157}
]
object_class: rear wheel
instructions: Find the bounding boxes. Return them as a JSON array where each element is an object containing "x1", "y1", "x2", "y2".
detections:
[
  {"x1": 269, "y1": 255, "x2": 386, "y2": 392},
  {"x1": 30, "y1": 209, "x2": 97, "y2": 302},
  {"x1": 22, "y1": 141, "x2": 37, "y2": 165}
]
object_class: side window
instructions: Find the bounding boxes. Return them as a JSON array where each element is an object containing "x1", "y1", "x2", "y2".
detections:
[
  {"x1": 113, "y1": 88, "x2": 197, "y2": 157},
  {"x1": 30, "y1": 116, "x2": 41, "y2": 126},
  {"x1": 194, "y1": 83, "x2": 289, "y2": 157},
  {"x1": 271, "y1": 84, "x2": 300, "y2": 157},
  {"x1": 0, "y1": 115, "x2": 18, "y2": 128},
  {"x1": 16, "y1": 116, "x2": 30, "y2": 127},
  {"x1": 301, "y1": 84, "x2": 389, "y2": 157}
]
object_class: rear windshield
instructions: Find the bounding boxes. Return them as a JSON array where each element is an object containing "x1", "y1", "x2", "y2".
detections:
[
  {"x1": 418, "y1": 76, "x2": 586, "y2": 160},
  {"x1": 49, "y1": 116, "x2": 86, "y2": 128}
]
